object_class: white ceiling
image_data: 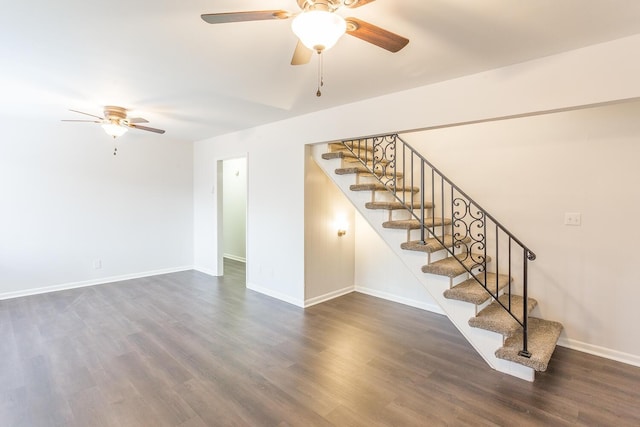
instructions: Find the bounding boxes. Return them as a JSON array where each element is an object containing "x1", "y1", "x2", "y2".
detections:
[{"x1": 3, "y1": 0, "x2": 640, "y2": 142}]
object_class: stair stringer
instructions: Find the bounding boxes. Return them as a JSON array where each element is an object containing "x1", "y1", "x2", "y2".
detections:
[{"x1": 311, "y1": 144, "x2": 535, "y2": 381}]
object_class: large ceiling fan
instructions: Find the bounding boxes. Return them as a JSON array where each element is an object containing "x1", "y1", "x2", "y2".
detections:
[
  {"x1": 201, "y1": 0, "x2": 409, "y2": 66},
  {"x1": 62, "y1": 106, "x2": 165, "y2": 139}
]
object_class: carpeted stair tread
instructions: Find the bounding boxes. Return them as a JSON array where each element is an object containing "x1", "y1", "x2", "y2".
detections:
[
  {"x1": 323, "y1": 150, "x2": 386, "y2": 164},
  {"x1": 350, "y1": 183, "x2": 419, "y2": 193},
  {"x1": 343, "y1": 157, "x2": 390, "y2": 165},
  {"x1": 401, "y1": 236, "x2": 471, "y2": 253},
  {"x1": 322, "y1": 152, "x2": 345, "y2": 160},
  {"x1": 383, "y1": 218, "x2": 451, "y2": 230},
  {"x1": 329, "y1": 142, "x2": 375, "y2": 154},
  {"x1": 366, "y1": 201, "x2": 434, "y2": 211},
  {"x1": 468, "y1": 294, "x2": 538, "y2": 336},
  {"x1": 421, "y1": 253, "x2": 491, "y2": 278},
  {"x1": 335, "y1": 165, "x2": 403, "y2": 178},
  {"x1": 342, "y1": 158, "x2": 393, "y2": 169},
  {"x1": 495, "y1": 317, "x2": 563, "y2": 371},
  {"x1": 443, "y1": 273, "x2": 512, "y2": 305}
]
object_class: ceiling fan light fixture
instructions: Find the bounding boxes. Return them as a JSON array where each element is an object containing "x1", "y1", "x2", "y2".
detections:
[
  {"x1": 291, "y1": 10, "x2": 346, "y2": 52},
  {"x1": 101, "y1": 121, "x2": 128, "y2": 138}
]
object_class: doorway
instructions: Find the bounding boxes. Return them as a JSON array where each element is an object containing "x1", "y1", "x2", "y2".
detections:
[{"x1": 217, "y1": 157, "x2": 247, "y2": 279}]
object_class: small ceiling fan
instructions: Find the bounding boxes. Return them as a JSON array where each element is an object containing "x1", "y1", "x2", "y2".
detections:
[
  {"x1": 201, "y1": 0, "x2": 409, "y2": 66},
  {"x1": 62, "y1": 106, "x2": 165, "y2": 139}
]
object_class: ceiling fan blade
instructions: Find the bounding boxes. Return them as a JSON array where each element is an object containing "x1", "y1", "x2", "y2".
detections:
[
  {"x1": 61, "y1": 119, "x2": 101, "y2": 123},
  {"x1": 201, "y1": 10, "x2": 291, "y2": 24},
  {"x1": 127, "y1": 117, "x2": 149, "y2": 124},
  {"x1": 69, "y1": 109, "x2": 104, "y2": 120},
  {"x1": 291, "y1": 40, "x2": 313, "y2": 65},
  {"x1": 346, "y1": 18, "x2": 409, "y2": 53},
  {"x1": 343, "y1": 0, "x2": 376, "y2": 8},
  {"x1": 129, "y1": 123, "x2": 165, "y2": 134}
]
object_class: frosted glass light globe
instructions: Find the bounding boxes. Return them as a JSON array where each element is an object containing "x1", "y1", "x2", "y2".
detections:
[{"x1": 291, "y1": 10, "x2": 346, "y2": 52}]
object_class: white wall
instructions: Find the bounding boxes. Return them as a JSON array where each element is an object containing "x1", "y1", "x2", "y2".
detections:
[
  {"x1": 354, "y1": 212, "x2": 442, "y2": 314},
  {"x1": 222, "y1": 157, "x2": 246, "y2": 262},
  {"x1": 193, "y1": 34, "x2": 640, "y2": 363},
  {"x1": 404, "y1": 100, "x2": 640, "y2": 360},
  {"x1": 0, "y1": 119, "x2": 194, "y2": 298},
  {"x1": 304, "y1": 147, "x2": 355, "y2": 305}
]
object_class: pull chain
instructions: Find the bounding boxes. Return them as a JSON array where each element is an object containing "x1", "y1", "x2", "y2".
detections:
[
  {"x1": 112, "y1": 135, "x2": 118, "y2": 156},
  {"x1": 316, "y1": 50, "x2": 324, "y2": 97}
]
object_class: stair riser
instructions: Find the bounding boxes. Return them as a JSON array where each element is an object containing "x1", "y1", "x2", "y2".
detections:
[
  {"x1": 388, "y1": 210, "x2": 434, "y2": 222},
  {"x1": 354, "y1": 176, "x2": 403, "y2": 187},
  {"x1": 373, "y1": 191, "x2": 397, "y2": 204}
]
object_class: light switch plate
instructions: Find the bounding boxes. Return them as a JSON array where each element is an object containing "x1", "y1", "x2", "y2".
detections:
[{"x1": 564, "y1": 212, "x2": 581, "y2": 226}]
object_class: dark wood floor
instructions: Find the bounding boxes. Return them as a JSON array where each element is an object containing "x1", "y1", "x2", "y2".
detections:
[{"x1": 1, "y1": 258, "x2": 639, "y2": 426}]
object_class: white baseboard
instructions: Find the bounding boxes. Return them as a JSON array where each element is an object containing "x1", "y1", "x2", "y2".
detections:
[
  {"x1": 0, "y1": 266, "x2": 195, "y2": 301},
  {"x1": 193, "y1": 266, "x2": 220, "y2": 277},
  {"x1": 304, "y1": 286, "x2": 354, "y2": 307},
  {"x1": 558, "y1": 337, "x2": 640, "y2": 368},
  {"x1": 223, "y1": 254, "x2": 246, "y2": 263},
  {"x1": 247, "y1": 282, "x2": 305, "y2": 308},
  {"x1": 355, "y1": 286, "x2": 445, "y2": 315}
]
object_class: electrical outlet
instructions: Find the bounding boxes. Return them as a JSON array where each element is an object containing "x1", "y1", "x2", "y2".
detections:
[
  {"x1": 93, "y1": 259, "x2": 102, "y2": 269},
  {"x1": 564, "y1": 212, "x2": 581, "y2": 226}
]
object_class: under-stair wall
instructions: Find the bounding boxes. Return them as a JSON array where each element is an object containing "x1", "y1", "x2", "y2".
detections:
[
  {"x1": 304, "y1": 146, "x2": 356, "y2": 305},
  {"x1": 354, "y1": 211, "x2": 443, "y2": 314}
]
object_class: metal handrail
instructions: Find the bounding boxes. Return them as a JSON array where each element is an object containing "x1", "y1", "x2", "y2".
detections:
[{"x1": 340, "y1": 134, "x2": 534, "y2": 357}]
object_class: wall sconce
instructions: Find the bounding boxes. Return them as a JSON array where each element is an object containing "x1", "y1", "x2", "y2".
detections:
[
  {"x1": 335, "y1": 216, "x2": 348, "y2": 237},
  {"x1": 333, "y1": 212, "x2": 349, "y2": 237}
]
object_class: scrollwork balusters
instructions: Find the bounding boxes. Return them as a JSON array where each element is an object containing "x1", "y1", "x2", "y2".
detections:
[{"x1": 452, "y1": 197, "x2": 486, "y2": 272}]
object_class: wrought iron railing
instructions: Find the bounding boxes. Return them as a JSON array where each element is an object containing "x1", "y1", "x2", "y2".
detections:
[{"x1": 340, "y1": 134, "x2": 536, "y2": 358}]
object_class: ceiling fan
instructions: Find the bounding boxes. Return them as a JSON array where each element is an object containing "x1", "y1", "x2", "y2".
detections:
[
  {"x1": 62, "y1": 106, "x2": 165, "y2": 139},
  {"x1": 201, "y1": 0, "x2": 409, "y2": 66}
]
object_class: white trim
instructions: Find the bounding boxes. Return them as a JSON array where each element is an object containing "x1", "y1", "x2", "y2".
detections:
[
  {"x1": 0, "y1": 266, "x2": 194, "y2": 300},
  {"x1": 247, "y1": 282, "x2": 305, "y2": 308},
  {"x1": 223, "y1": 254, "x2": 246, "y2": 263},
  {"x1": 304, "y1": 286, "x2": 354, "y2": 307},
  {"x1": 558, "y1": 337, "x2": 640, "y2": 368},
  {"x1": 355, "y1": 286, "x2": 446, "y2": 315},
  {"x1": 193, "y1": 266, "x2": 220, "y2": 277}
]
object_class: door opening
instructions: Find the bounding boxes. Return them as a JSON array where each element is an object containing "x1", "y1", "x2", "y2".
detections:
[{"x1": 217, "y1": 157, "x2": 247, "y2": 281}]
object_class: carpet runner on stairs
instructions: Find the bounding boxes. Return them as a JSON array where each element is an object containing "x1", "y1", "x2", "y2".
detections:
[
  {"x1": 383, "y1": 218, "x2": 452, "y2": 229},
  {"x1": 366, "y1": 201, "x2": 434, "y2": 210},
  {"x1": 421, "y1": 253, "x2": 491, "y2": 277},
  {"x1": 401, "y1": 236, "x2": 471, "y2": 254},
  {"x1": 443, "y1": 272, "x2": 511, "y2": 305},
  {"x1": 335, "y1": 165, "x2": 404, "y2": 178},
  {"x1": 495, "y1": 317, "x2": 563, "y2": 371},
  {"x1": 350, "y1": 183, "x2": 420, "y2": 193},
  {"x1": 468, "y1": 294, "x2": 537, "y2": 336}
]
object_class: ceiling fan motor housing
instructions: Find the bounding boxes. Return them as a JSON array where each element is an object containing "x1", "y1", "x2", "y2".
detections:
[
  {"x1": 297, "y1": 0, "x2": 342, "y2": 12},
  {"x1": 104, "y1": 106, "x2": 127, "y2": 122}
]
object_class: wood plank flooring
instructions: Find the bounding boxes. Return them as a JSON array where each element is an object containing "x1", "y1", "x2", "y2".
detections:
[{"x1": 1, "y1": 258, "x2": 639, "y2": 426}]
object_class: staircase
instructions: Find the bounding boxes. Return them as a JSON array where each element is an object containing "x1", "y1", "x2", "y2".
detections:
[{"x1": 314, "y1": 135, "x2": 563, "y2": 381}]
